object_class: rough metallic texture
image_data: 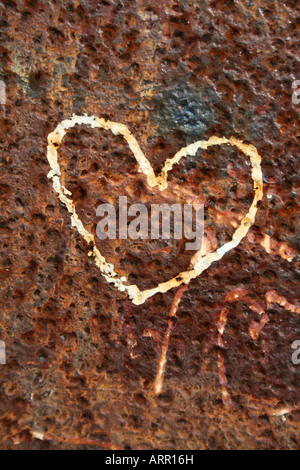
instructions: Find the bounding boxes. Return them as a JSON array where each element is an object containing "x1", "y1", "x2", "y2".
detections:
[{"x1": 0, "y1": 0, "x2": 299, "y2": 449}]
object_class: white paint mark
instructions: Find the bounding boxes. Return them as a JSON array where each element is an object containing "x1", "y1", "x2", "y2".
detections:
[
  {"x1": 46, "y1": 115, "x2": 263, "y2": 305},
  {"x1": 32, "y1": 431, "x2": 45, "y2": 440}
]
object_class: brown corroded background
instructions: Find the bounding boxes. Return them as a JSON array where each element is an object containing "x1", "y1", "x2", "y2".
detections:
[{"x1": 0, "y1": 0, "x2": 299, "y2": 450}]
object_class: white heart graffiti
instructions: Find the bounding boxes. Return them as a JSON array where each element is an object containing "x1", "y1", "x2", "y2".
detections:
[{"x1": 47, "y1": 115, "x2": 263, "y2": 306}]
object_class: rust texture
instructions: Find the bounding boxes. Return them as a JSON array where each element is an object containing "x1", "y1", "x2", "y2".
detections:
[{"x1": 0, "y1": 0, "x2": 299, "y2": 450}]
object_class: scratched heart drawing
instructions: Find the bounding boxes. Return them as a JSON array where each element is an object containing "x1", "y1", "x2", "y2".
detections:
[{"x1": 46, "y1": 114, "x2": 263, "y2": 398}]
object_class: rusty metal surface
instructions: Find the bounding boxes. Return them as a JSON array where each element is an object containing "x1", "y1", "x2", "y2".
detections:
[{"x1": 0, "y1": 0, "x2": 299, "y2": 449}]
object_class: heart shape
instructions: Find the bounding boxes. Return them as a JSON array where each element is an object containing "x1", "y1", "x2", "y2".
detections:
[{"x1": 47, "y1": 115, "x2": 263, "y2": 305}]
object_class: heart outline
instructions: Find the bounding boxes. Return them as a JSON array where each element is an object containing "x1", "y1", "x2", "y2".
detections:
[{"x1": 47, "y1": 115, "x2": 263, "y2": 305}]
